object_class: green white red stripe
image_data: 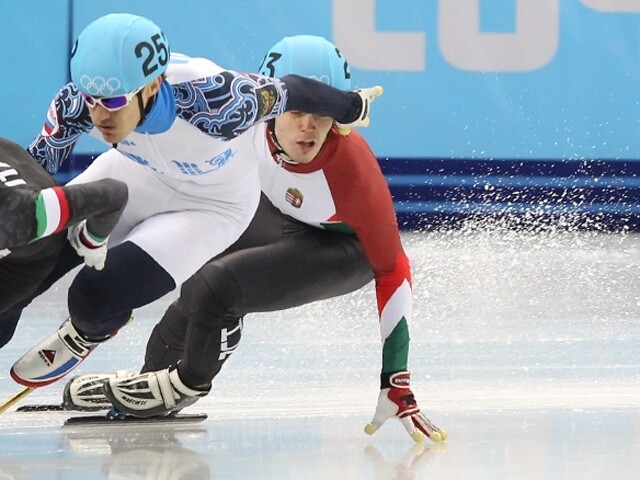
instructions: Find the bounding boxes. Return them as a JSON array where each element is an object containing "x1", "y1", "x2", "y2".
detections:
[
  {"x1": 78, "y1": 223, "x2": 106, "y2": 248},
  {"x1": 35, "y1": 187, "x2": 70, "y2": 239}
]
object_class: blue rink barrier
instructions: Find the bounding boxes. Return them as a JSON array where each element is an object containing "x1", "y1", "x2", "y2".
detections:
[
  {"x1": 379, "y1": 157, "x2": 640, "y2": 231},
  {"x1": 59, "y1": 154, "x2": 640, "y2": 232}
]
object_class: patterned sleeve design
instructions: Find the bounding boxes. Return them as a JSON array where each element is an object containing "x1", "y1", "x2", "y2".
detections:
[
  {"x1": 27, "y1": 83, "x2": 93, "y2": 174},
  {"x1": 173, "y1": 71, "x2": 287, "y2": 140}
]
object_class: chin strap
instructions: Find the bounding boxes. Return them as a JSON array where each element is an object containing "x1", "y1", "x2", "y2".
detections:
[{"x1": 266, "y1": 120, "x2": 298, "y2": 165}]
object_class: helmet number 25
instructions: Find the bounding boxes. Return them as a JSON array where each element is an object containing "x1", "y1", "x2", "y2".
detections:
[{"x1": 135, "y1": 33, "x2": 169, "y2": 77}]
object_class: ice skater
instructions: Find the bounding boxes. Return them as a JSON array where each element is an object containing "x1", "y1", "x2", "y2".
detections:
[
  {"x1": 67, "y1": 35, "x2": 446, "y2": 443},
  {"x1": 8, "y1": 14, "x2": 381, "y2": 387}
]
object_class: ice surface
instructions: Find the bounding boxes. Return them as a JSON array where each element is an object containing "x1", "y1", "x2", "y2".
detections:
[{"x1": 1, "y1": 228, "x2": 638, "y2": 479}]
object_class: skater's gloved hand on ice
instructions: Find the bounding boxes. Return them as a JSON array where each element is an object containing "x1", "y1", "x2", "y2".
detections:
[
  {"x1": 69, "y1": 220, "x2": 109, "y2": 270},
  {"x1": 365, "y1": 371, "x2": 447, "y2": 443}
]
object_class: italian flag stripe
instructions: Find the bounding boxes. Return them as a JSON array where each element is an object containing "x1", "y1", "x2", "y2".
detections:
[
  {"x1": 79, "y1": 226, "x2": 106, "y2": 248},
  {"x1": 35, "y1": 187, "x2": 70, "y2": 238}
]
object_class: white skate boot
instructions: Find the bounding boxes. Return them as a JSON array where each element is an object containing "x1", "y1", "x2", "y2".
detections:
[
  {"x1": 103, "y1": 367, "x2": 209, "y2": 418},
  {"x1": 63, "y1": 370, "x2": 132, "y2": 411},
  {"x1": 10, "y1": 318, "x2": 104, "y2": 387}
]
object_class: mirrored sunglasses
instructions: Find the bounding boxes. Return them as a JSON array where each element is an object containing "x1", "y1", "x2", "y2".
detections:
[{"x1": 82, "y1": 86, "x2": 143, "y2": 112}]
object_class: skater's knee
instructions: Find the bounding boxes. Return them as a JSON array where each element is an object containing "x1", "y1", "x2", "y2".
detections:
[{"x1": 182, "y1": 263, "x2": 243, "y2": 319}]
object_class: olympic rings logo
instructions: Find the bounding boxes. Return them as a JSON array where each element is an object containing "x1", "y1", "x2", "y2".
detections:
[{"x1": 79, "y1": 75, "x2": 122, "y2": 96}]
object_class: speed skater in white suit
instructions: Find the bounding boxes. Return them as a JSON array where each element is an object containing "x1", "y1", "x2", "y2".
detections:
[
  {"x1": 65, "y1": 35, "x2": 446, "y2": 443},
  {"x1": 7, "y1": 14, "x2": 382, "y2": 387}
]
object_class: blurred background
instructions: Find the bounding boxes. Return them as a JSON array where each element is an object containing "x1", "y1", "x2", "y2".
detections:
[{"x1": 2, "y1": 0, "x2": 639, "y2": 229}]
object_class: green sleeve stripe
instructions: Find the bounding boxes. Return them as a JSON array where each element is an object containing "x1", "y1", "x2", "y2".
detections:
[
  {"x1": 34, "y1": 192, "x2": 48, "y2": 239},
  {"x1": 382, "y1": 317, "x2": 410, "y2": 373}
]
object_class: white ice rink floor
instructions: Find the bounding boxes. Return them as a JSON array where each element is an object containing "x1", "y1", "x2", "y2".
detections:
[{"x1": 1, "y1": 226, "x2": 639, "y2": 479}]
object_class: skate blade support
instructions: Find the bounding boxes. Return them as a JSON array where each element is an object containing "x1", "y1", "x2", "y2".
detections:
[
  {"x1": 63, "y1": 412, "x2": 208, "y2": 426},
  {"x1": 0, "y1": 387, "x2": 36, "y2": 414}
]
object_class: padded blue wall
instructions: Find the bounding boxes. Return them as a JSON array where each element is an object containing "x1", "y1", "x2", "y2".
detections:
[
  {"x1": 2, "y1": 1, "x2": 639, "y2": 229},
  {"x1": 2, "y1": 0, "x2": 639, "y2": 160},
  {"x1": 1, "y1": 2, "x2": 70, "y2": 148}
]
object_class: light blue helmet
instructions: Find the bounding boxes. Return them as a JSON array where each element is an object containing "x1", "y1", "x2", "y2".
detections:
[
  {"x1": 258, "y1": 35, "x2": 352, "y2": 91},
  {"x1": 70, "y1": 13, "x2": 170, "y2": 97}
]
